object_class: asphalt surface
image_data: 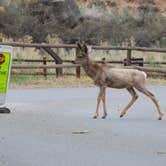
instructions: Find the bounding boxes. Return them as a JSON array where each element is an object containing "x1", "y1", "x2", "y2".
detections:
[{"x1": 0, "y1": 86, "x2": 166, "y2": 166}]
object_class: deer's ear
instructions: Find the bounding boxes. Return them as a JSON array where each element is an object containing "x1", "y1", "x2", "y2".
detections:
[
  {"x1": 87, "y1": 46, "x2": 92, "y2": 54},
  {"x1": 83, "y1": 44, "x2": 88, "y2": 54},
  {"x1": 84, "y1": 44, "x2": 92, "y2": 55},
  {"x1": 77, "y1": 43, "x2": 82, "y2": 50},
  {"x1": 76, "y1": 43, "x2": 82, "y2": 57}
]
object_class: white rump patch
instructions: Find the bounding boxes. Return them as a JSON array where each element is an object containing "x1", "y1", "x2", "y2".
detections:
[
  {"x1": 87, "y1": 46, "x2": 92, "y2": 54},
  {"x1": 142, "y1": 71, "x2": 147, "y2": 78}
]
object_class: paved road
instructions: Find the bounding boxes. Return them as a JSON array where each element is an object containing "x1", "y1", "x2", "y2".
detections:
[{"x1": 0, "y1": 86, "x2": 166, "y2": 166}]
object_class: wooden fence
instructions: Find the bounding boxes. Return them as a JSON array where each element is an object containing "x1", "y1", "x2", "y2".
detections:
[
  {"x1": 0, "y1": 42, "x2": 166, "y2": 78},
  {"x1": 11, "y1": 58, "x2": 166, "y2": 78}
]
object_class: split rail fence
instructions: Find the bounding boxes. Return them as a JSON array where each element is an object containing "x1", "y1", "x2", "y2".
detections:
[{"x1": 0, "y1": 42, "x2": 166, "y2": 78}]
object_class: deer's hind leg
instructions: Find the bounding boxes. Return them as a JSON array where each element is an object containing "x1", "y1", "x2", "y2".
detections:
[
  {"x1": 120, "y1": 87, "x2": 138, "y2": 118},
  {"x1": 135, "y1": 86, "x2": 164, "y2": 120}
]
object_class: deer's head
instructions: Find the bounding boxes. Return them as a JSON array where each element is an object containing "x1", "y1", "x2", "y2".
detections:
[{"x1": 75, "y1": 43, "x2": 92, "y2": 65}]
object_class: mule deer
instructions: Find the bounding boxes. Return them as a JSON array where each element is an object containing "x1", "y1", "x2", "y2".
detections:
[{"x1": 75, "y1": 43, "x2": 164, "y2": 120}]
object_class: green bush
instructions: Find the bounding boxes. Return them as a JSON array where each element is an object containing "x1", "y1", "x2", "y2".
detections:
[{"x1": 0, "y1": 0, "x2": 165, "y2": 47}]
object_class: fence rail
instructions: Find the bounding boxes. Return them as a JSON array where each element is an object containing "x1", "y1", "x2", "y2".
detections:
[
  {"x1": 12, "y1": 64, "x2": 166, "y2": 73},
  {"x1": 1, "y1": 42, "x2": 166, "y2": 52},
  {"x1": 12, "y1": 64, "x2": 80, "y2": 69},
  {"x1": 0, "y1": 42, "x2": 165, "y2": 78},
  {"x1": 12, "y1": 59, "x2": 166, "y2": 65}
]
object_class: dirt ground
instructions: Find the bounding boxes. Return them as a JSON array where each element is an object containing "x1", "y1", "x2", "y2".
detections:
[{"x1": 0, "y1": 87, "x2": 166, "y2": 166}]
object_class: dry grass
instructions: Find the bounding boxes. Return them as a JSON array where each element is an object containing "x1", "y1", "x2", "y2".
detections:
[
  {"x1": 147, "y1": 77, "x2": 166, "y2": 86},
  {"x1": 9, "y1": 75, "x2": 166, "y2": 89},
  {"x1": 9, "y1": 76, "x2": 94, "y2": 89}
]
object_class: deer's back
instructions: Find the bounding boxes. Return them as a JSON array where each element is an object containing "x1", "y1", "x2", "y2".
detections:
[{"x1": 105, "y1": 68, "x2": 146, "y2": 89}]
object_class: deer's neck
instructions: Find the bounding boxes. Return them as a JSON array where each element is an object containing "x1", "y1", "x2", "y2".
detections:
[{"x1": 82, "y1": 61, "x2": 100, "y2": 79}]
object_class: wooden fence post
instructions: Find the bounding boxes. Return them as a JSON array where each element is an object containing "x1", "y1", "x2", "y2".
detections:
[
  {"x1": 76, "y1": 66, "x2": 81, "y2": 78},
  {"x1": 75, "y1": 47, "x2": 81, "y2": 78},
  {"x1": 126, "y1": 49, "x2": 132, "y2": 66},
  {"x1": 56, "y1": 48, "x2": 63, "y2": 77},
  {"x1": 43, "y1": 56, "x2": 47, "y2": 79},
  {"x1": 43, "y1": 47, "x2": 63, "y2": 77}
]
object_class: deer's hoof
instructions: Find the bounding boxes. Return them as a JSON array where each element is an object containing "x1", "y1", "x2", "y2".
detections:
[
  {"x1": 158, "y1": 117, "x2": 162, "y2": 120},
  {"x1": 120, "y1": 112, "x2": 126, "y2": 118},
  {"x1": 120, "y1": 114, "x2": 124, "y2": 118},
  {"x1": 102, "y1": 116, "x2": 106, "y2": 119},
  {"x1": 93, "y1": 115, "x2": 98, "y2": 119},
  {"x1": 158, "y1": 112, "x2": 164, "y2": 120}
]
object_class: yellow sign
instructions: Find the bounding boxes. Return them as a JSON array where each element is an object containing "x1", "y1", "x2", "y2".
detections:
[{"x1": 0, "y1": 52, "x2": 11, "y2": 93}]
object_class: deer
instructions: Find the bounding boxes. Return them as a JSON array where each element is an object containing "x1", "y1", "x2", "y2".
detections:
[{"x1": 75, "y1": 43, "x2": 164, "y2": 120}]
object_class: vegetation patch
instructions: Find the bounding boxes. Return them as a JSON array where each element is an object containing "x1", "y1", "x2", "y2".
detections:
[{"x1": 9, "y1": 75, "x2": 166, "y2": 89}]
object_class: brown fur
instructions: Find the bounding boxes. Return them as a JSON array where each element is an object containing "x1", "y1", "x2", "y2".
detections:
[{"x1": 76, "y1": 43, "x2": 164, "y2": 120}]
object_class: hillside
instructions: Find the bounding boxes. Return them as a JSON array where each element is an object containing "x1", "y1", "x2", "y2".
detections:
[
  {"x1": 0, "y1": 0, "x2": 165, "y2": 47},
  {"x1": 78, "y1": 0, "x2": 166, "y2": 15}
]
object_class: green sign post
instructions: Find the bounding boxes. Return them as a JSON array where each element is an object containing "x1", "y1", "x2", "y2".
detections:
[{"x1": 0, "y1": 45, "x2": 13, "y2": 113}]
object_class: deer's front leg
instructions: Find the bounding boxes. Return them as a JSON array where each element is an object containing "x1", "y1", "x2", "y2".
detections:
[
  {"x1": 93, "y1": 87, "x2": 105, "y2": 119},
  {"x1": 102, "y1": 88, "x2": 107, "y2": 119}
]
